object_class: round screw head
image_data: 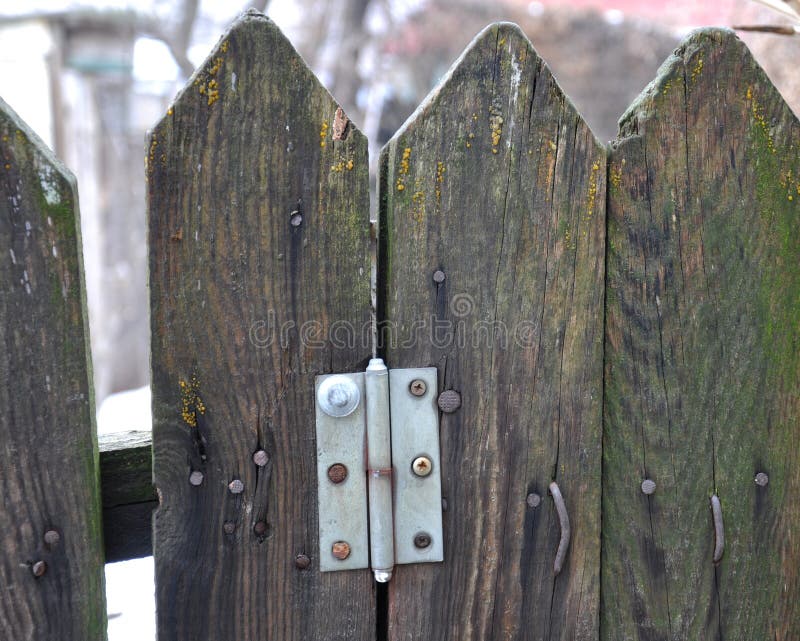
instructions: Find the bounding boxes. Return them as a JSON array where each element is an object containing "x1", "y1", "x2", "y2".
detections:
[
  {"x1": 412, "y1": 456, "x2": 433, "y2": 477},
  {"x1": 433, "y1": 270, "x2": 446, "y2": 284},
  {"x1": 409, "y1": 379, "x2": 427, "y2": 397},
  {"x1": 526, "y1": 492, "x2": 541, "y2": 508},
  {"x1": 755, "y1": 472, "x2": 769, "y2": 487},
  {"x1": 295, "y1": 554, "x2": 311, "y2": 570},
  {"x1": 43, "y1": 530, "x2": 60, "y2": 547},
  {"x1": 327, "y1": 463, "x2": 348, "y2": 484},
  {"x1": 223, "y1": 521, "x2": 236, "y2": 535},
  {"x1": 253, "y1": 450, "x2": 269, "y2": 467},
  {"x1": 641, "y1": 479, "x2": 657, "y2": 495},
  {"x1": 32, "y1": 561, "x2": 47, "y2": 577},
  {"x1": 317, "y1": 375, "x2": 360, "y2": 417},
  {"x1": 289, "y1": 210, "x2": 303, "y2": 227},
  {"x1": 413, "y1": 532, "x2": 432, "y2": 549},
  {"x1": 189, "y1": 470, "x2": 204, "y2": 486},
  {"x1": 254, "y1": 521, "x2": 268, "y2": 536},
  {"x1": 228, "y1": 479, "x2": 244, "y2": 494},
  {"x1": 437, "y1": 390, "x2": 461, "y2": 413},
  {"x1": 331, "y1": 541, "x2": 351, "y2": 560}
]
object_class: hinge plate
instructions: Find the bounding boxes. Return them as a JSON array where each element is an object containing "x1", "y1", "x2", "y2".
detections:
[{"x1": 315, "y1": 363, "x2": 443, "y2": 577}]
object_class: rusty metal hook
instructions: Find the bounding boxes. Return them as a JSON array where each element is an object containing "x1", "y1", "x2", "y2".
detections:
[
  {"x1": 549, "y1": 481, "x2": 571, "y2": 576},
  {"x1": 711, "y1": 494, "x2": 724, "y2": 565}
]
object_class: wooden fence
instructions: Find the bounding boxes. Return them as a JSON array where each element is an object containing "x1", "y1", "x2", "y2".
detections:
[{"x1": 1, "y1": 10, "x2": 798, "y2": 641}]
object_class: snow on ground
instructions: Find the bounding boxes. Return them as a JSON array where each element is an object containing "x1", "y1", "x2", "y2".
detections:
[{"x1": 98, "y1": 386, "x2": 155, "y2": 640}]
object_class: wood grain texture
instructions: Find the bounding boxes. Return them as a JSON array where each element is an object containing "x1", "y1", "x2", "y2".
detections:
[
  {"x1": 148, "y1": 11, "x2": 374, "y2": 641},
  {"x1": 603, "y1": 28, "x2": 800, "y2": 640},
  {"x1": 0, "y1": 97, "x2": 106, "y2": 640},
  {"x1": 99, "y1": 431, "x2": 156, "y2": 562},
  {"x1": 379, "y1": 22, "x2": 605, "y2": 641}
]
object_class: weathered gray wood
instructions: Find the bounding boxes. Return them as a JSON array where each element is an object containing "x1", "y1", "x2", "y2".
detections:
[
  {"x1": 380, "y1": 22, "x2": 605, "y2": 641},
  {"x1": 603, "y1": 28, "x2": 800, "y2": 640},
  {"x1": 148, "y1": 11, "x2": 373, "y2": 641},
  {"x1": 0, "y1": 97, "x2": 106, "y2": 639},
  {"x1": 99, "y1": 431, "x2": 156, "y2": 562}
]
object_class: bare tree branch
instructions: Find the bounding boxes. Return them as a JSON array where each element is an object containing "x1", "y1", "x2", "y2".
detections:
[{"x1": 734, "y1": 23, "x2": 799, "y2": 34}]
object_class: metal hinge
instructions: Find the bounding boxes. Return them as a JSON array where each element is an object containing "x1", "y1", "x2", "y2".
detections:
[{"x1": 315, "y1": 358, "x2": 443, "y2": 582}]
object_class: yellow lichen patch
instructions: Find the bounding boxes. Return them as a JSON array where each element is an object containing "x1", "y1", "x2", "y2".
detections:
[
  {"x1": 489, "y1": 109, "x2": 504, "y2": 154},
  {"x1": 147, "y1": 134, "x2": 159, "y2": 174},
  {"x1": 662, "y1": 80, "x2": 672, "y2": 96},
  {"x1": 411, "y1": 184, "x2": 426, "y2": 223},
  {"x1": 319, "y1": 120, "x2": 329, "y2": 148},
  {"x1": 610, "y1": 162, "x2": 623, "y2": 189},
  {"x1": 584, "y1": 160, "x2": 601, "y2": 229},
  {"x1": 435, "y1": 161, "x2": 446, "y2": 203},
  {"x1": 548, "y1": 140, "x2": 557, "y2": 152},
  {"x1": 220, "y1": 40, "x2": 229, "y2": 53},
  {"x1": 167, "y1": 107, "x2": 173, "y2": 116},
  {"x1": 206, "y1": 79, "x2": 219, "y2": 106},
  {"x1": 396, "y1": 147, "x2": 411, "y2": 191},
  {"x1": 180, "y1": 375, "x2": 206, "y2": 428},
  {"x1": 498, "y1": 37, "x2": 506, "y2": 47},
  {"x1": 747, "y1": 86, "x2": 775, "y2": 153},
  {"x1": 330, "y1": 155, "x2": 355, "y2": 173},
  {"x1": 691, "y1": 56, "x2": 704, "y2": 84},
  {"x1": 194, "y1": 55, "x2": 225, "y2": 106}
]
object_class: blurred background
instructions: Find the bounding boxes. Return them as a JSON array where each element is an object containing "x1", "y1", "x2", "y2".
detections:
[{"x1": 1, "y1": 0, "x2": 798, "y2": 637}]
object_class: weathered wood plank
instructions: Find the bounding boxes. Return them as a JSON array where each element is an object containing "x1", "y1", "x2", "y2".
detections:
[
  {"x1": 0, "y1": 97, "x2": 106, "y2": 639},
  {"x1": 148, "y1": 10, "x2": 373, "y2": 641},
  {"x1": 99, "y1": 431, "x2": 156, "y2": 562},
  {"x1": 603, "y1": 28, "x2": 800, "y2": 640},
  {"x1": 380, "y1": 22, "x2": 605, "y2": 641}
]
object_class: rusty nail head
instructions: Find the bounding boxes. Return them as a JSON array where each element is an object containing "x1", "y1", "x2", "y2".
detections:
[
  {"x1": 641, "y1": 479, "x2": 657, "y2": 495},
  {"x1": 412, "y1": 456, "x2": 433, "y2": 477},
  {"x1": 228, "y1": 479, "x2": 244, "y2": 494},
  {"x1": 254, "y1": 521, "x2": 268, "y2": 536},
  {"x1": 437, "y1": 390, "x2": 462, "y2": 413},
  {"x1": 409, "y1": 379, "x2": 427, "y2": 397},
  {"x1": 290, "y1": 211, "x2": 303, "y2": 227},
  {"x1": 433, "y1": 270, "x2": 446, "y2": 284},
  {"x1": 32, "y1": 561, "x2": 47, "y2": 577},
  {"x1": 189, "y1": 470, "x2": 204, "y2": 486},
  {"x1": 755, "y1": 472, "x2": 769, "y2": 487},
  {"x1": 295, "y1": 554, "x2": 311, "y2": 570},
  {"x1": 413, "y1": 532, "x2": 432, "y2": 549},
  {"x1": 332, "y1": 541, "x2": 351, "y2": 560},
  {"x1": 223, "y1": 521, "x2": 236, "y2": 535},
  {"x1": 43, "y1": 530, "x2": 60, "y2": 547},
  {"x1": 526, "y1": 493, "x2": 541, "y2": 508},
  {"x1": 253, "y1": 450, "x2": 269, "y2": 467},
  {"x1": 327, "y1": 463, "x2": 348, "y2": 484}
]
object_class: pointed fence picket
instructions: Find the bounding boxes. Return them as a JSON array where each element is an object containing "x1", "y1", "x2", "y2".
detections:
[{"x1": 1, "y1": 12, "x2": 798, "y2": 641}]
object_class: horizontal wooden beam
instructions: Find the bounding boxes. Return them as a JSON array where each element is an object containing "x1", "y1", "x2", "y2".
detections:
[{"x1": 99, "y1": 431, "x2": 155, "y2": 563}]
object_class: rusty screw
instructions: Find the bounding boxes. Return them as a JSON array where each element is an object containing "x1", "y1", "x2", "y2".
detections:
[
  {"x1": 189, "y1": 470, "x2": 204, "y2": 486},
  {"x1": 327, "y1": 463, "x2": 348, "y2": 484},
  {"x1": 43, "y1": 530, "x2": 60, "y2": 547},
  {"x1": 253, "y1": 450, "x2": 269, "y2": 467},
  {"x1": 437, "y1": 390, "x2": 462, "y2": 413},
  {"x1": 31, "y1": 561, "x2": 47, "y2": 578},
  {"x1": 755, "y1": 472, "x2": 769, "y2": 487},
  {"x1": 223, "y1": 521, "x2": 236, "y2": 535},
  {"x1": 295, "y1": 554, "x2": 311, "y2": 570},
  {"x1": 409, "y1": 379, "x2": 427, "y2": 397},
  {"x1": 526, "y1": 492, "x2": 541, "y2": 508},
  {"x1": 254, "y1": 521, "x2": 269, "y2": 536},
  {"x1": 289, "y1": 211, "x2": 303, "y2": 227},
  {"x1": 413, "y1": 532, "x2": 432, "y2": 549},
  {"x1": 433, "y1": 270, "x2": 446, "y2": 284},
  {"x1": 228, "y1": 479, "x2": 245, "y2": 494},
  {"x1": 331, "y1": 541, "x2": 351, "y2": 560},
  {"x1": 641, "y1": 479, "x2": 657, "y2": 495},
  {"x1": 412, "y1": 456, "x2": 433, "y2": 477}
]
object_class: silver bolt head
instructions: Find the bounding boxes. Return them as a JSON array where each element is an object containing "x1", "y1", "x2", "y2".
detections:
[
  {"x1": 317, "y1": 376, "x2": 360, "y2": 417},
  {"x1": 641, "y1": 479, "x2": 657, "y2": 495},
  {"x1": 755, "y1": 472, "x2": 769, "y2": 487},
  {"x1": 412, "y1": 456, "x2": 433, "y2": 477}
]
